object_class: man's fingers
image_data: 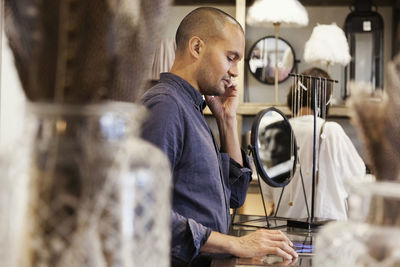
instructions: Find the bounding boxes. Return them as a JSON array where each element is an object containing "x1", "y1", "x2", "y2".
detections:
[
  {"x1": 269, "y1": 233, "x2": 293, "y2": 247},
  {"x1": 256, "y1": 229, "x2": 293, "y2": 246},
  {"x1": 263, "y1": 242, "x2": 297, "y2": 261},
  {"x1": 264, "y1": 255, "x2": 298, "y2": 266},
  {"x1": 233, "y1": 229, "x2": 298, "y2": 261},
  {"x1": 254, "y1": 230, "x2": 298, "y2": 259},
  {"x1": 228, "y1": 81, "x2": 237, "y2": 89}
]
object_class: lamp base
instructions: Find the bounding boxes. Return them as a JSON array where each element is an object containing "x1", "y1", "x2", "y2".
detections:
[{"x1": 287, "y1": 217, "x2": 332, "y2": 230}]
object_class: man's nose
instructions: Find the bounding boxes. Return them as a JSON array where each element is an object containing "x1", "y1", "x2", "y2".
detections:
[{"x1": 228, "y1": 63, "x2": 239, "y2": 78}]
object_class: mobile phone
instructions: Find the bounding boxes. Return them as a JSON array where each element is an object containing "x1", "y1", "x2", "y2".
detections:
[{"x1": 293, "y1": 240, "x2": 313, "y2": 254}]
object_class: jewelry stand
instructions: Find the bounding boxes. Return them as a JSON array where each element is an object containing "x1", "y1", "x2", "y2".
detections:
[{"x1": 285, "y1": 73, "x2": 337, "y2": 230}]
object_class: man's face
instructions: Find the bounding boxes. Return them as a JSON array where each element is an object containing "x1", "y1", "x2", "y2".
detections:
[{"x1": 197, "y1": 23, "x2": 245, "y2": 96}]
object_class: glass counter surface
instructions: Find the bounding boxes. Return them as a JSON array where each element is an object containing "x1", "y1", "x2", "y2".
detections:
[{"x1": 211, "y1": 215, "x2": 317, "y2": 267}]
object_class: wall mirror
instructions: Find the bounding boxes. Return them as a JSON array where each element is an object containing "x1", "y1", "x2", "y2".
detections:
[
  {"x1": 250, "y1": 107, "x2": 297, "y2": 187},
  {"x1": 248, "y1": 36, "x2": 296, "y2": 85},
  {"x1": 343, "y1": 0, "x2": 384, "y2": 98}
]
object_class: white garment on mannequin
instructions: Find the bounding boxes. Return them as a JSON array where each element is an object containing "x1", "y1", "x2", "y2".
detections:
[
  {"x1": 150, "y1": 38, "x2": 176, "y2": 80},
  {"x1": 262, "y1": 115, "x2": 366, "y2": 220}
]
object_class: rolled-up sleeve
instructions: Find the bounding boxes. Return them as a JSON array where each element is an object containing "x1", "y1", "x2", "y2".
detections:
[
  {"x1": 228, "y1": 149, "x2": 253, "y2": 208},
  {"x1": 171, "y1": 211, "x2": 212, "y2": 263}
]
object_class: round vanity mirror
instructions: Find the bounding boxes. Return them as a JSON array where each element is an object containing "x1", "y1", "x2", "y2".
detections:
[
  {"x1": 248, "y1": 36, "x2": 295, "y2": 84},
  {"x1": 251, "y1": 107, "x2": 297, "y2": 187}
]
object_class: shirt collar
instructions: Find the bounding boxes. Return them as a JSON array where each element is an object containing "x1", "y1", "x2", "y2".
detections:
[{"x1": 160, "y1": 72, "x2": 207, "y2": 112}]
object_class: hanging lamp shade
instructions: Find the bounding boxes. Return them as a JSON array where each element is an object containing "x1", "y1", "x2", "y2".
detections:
[
  {"x1": 304, "y1": 24, "x2": 351, "y2": 66},
  {"x1": 246, "y1": 0, "x2": 308, "y2": 27}
]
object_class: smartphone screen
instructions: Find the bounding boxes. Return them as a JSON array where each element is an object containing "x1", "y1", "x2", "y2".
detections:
[{"x1": 293, "y1": 240, "x2": 313, "y2": 254}]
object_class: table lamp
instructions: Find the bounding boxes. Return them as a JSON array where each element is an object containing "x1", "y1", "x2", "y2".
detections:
[
  {"x1": 304, "y1": 23, "x2": 351, "y2": 74},
  {"x1": 247, "y1": 0, "x2": 308, "y2": 104}
]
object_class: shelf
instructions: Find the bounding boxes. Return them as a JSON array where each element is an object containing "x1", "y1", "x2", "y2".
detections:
[
  {"x1": 237, "y1": 103, "x2": 291, "y2": 116},
  {"x1": 203, "y1": 103, "x2": 290, "y2": 116},
  {"x1": 204, "y1": 102, "x2": 350, "y2": 117}
]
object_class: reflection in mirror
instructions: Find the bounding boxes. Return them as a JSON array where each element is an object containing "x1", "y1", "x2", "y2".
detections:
[
  {"x1": 248, "y1": 37, "x2": 295, "y2": 84},
  {"x1": 251, "y1": 108, "x2": 297, "y2": 187}
]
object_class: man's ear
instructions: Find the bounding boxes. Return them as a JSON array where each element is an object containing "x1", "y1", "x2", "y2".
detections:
[{"x1": 188, "y1": 36, "x2": 204, "y2": 59}]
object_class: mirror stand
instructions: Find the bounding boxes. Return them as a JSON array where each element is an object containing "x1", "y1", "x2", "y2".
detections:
[
  {"x1": 229, "y1": 145, "x2": 288, "y2": 230},
  {"x1": 233, "y1": 145, "x2": 289, "y2": 230},
  {"x1": 250, "y1": 144, "x2": 272, "y2": 229},
  {"x1": 252, "y1": 143, "x2": 321, "y2": 230}
]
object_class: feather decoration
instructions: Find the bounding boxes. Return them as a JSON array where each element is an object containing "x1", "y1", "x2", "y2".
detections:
[
  {"x1": 347, "y1": 55, "x2": 400, "y2": 229},
  {"x1": 347, "y1": 54, "x2": 400, "y2": 181},
  {"x1": 4, "y1": 0, "x2": 171, "y2": 103}
]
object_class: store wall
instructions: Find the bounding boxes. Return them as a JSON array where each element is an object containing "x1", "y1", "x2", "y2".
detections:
[
  {"x1": 245, "y1": 6, "x2": 392, "y2": 105},
  {"x1": 163, "y1": 5, "x2": 393, "y2": 105},
  {"x1": 163, "y1": 4, "x2": 393, "y2": 162}
]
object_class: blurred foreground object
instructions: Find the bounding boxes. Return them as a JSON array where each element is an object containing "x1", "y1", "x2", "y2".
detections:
[
  {"x1": 314, "y1": 55, "x2": 400, "y2": 266},
  {"x1": 347, "y1": 54, "x2": 400, "y2": 181},
  {"x1": 1, "y1": 0, "x2": 173, "y2": 266},
  {"x1": 315, "y1": 180, "x2": 400, "y2": 267},
  {"x1": 4, "y1": 0, "x2": 170, "y2": 103},
  {"x1": 5, "y1": 102, "x2": 172, "y2": 267}
]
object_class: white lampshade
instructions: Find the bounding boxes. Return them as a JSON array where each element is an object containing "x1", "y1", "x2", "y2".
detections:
[
  {"x1": 246, "y1": 0, "x2": 308, "y2": 28},
  {"x1": 304, "y1": 24, "x2": 351, "y2": 66}
]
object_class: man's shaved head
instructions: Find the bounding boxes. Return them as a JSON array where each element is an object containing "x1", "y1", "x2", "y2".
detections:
[{"x1": 175, "y1": 7, "x2": 244, "y2": 54}]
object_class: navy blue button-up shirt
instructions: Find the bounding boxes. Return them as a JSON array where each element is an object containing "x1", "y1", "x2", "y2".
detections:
[{"x1": 141, "y1": 73, "x2": 252, "y2": 264}]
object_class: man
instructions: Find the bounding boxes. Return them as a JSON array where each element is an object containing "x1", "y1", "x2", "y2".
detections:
[{"x1": 141, "y1": 7, "x2": 297, "y2": 266}]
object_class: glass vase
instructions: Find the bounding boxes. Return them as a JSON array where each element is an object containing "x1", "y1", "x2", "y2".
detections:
[
  {"x1": 3, "y1": 102, "x2": 171, "y2": 267},
  {"x1": 314, "y1": 180, "x2": 400, "y2": 267}
]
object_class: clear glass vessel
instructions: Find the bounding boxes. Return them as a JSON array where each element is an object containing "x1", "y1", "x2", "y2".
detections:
[
  {"x1": 314, "y1": 179, "x2": 400, "y2": 267},
  {"x1": 2, "y1": 102, "x2": 171, "y2": 267}
]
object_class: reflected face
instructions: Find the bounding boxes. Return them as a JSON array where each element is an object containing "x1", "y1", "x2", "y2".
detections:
[
  {"x1": 253, "y1": 109, "x2": 298, "y2": 186},
  {"x1": 259, "y1": 126, "x2": 290, "y2": 168}
]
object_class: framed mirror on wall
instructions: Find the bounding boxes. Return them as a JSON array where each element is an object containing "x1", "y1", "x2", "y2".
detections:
[
  {"x1": 343, "y1": 0, "x2": 384, "y2": 98},
  {"x1": 247, "y1": 36, "x2": 296, "y2": 85}
]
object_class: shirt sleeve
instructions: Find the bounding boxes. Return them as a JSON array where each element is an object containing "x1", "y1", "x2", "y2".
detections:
[
  {"x1": 171, "y1": 211, "x2": 212, "y2": 263},
  {"x1": 141, "y1": 93, "x2": 183, "y2": 168},
  {"x1": 141, "y1": 93, "x2": 212, "y2": 263},
  {"x1": 227, "y1": 149, "x2": 253, "y2": 208}
]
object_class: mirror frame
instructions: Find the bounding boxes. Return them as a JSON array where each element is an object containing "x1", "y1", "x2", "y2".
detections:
[
  {"x1": 247, "y1": 36, "x2": 296, "y2": 85},
  {"x1": 250, "y1": 107, "x2": 297, "y2": 187}
]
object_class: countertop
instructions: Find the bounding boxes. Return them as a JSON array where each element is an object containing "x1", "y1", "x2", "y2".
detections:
[{"x1": 210, "y1": 215, "x2": 318, "y2": 267}]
